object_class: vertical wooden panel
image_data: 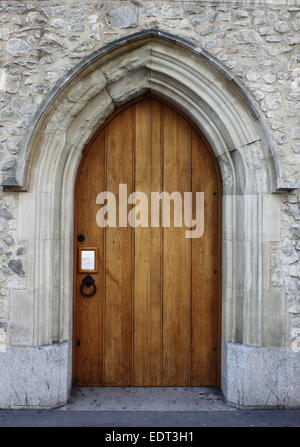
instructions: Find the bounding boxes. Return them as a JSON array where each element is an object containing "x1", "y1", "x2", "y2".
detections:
[
  {"x1": 104, "y1": 107, "x2": 134, "y2": 386},
  {"x1": 74, "y1": 132, "x2": 105, "y2": 386},
  {"x1": 134, "y1": 99, "x2": 162, "y2": 386},
  {"x1": 74, "y1": 96, "x2": 221, "y2": 388},
  {"x1": 162, "y1": 104, "x2": 191, "y2": 386},
  {"x1": 191, "y1": 129, "x2": 221, "y2": 386}
]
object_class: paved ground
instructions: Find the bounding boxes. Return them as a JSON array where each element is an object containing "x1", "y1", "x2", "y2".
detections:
[
  {"x1": 0, "y1": 409, "x2": 300, "y2": 427},
  {"x1": 0, "y1": 387, "x2": 299, "y2": 427}
]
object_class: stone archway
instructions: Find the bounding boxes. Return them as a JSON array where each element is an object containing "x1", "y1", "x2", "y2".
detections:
[{"x1": 2, "y1": 30, "x2": 296, "y2": 409}]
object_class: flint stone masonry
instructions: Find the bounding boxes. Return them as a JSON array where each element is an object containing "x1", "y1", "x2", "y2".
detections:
[
  {"x1": 5, "y1": 38, "x2": 31, "y2": 57},
  {"x1": 0, "y1": 209, "x2": 13, "y2": 220},
  {"x1": 8, "y1": 259, "x2": 25, "y2": 277},
  {"x1": 108, "y1": 5, "x2": 139, "y2": 29},
  {"x1": 0, "y1": 0, "x2": 299, "y2": 409},
  {"x1": 2, "y1": 234, "x2": 15, "y2": 247}
]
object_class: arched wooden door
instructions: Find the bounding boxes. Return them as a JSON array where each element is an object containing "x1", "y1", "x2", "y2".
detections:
[{"x1": 73, "y1": 96, "x2": 221, "y2": 387}]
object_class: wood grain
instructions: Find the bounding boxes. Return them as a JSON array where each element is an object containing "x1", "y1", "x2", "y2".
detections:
[
  {"x1": 134, "y1": 99, "x2": 163, "y2": 386},
  {"x1": 104, "y1": 107, "x2": 134, "y2": 386},
  {"x1": 162, "y1": 104, "x2": 191, "y2": 386},
  {"x1": 74, "y1": 132, "x2": 105, "y2": 386},
  {"x1": 190, "y1": 129, "x2": 221, "y2": 386},
  {"x1": 74, "y1": 96, "x2": 221, "y2": 387}
]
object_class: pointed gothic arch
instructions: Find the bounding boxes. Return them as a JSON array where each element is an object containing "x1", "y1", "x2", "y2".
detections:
[{"x1": 4, "y1": 30, "x2": 294, "y2": 409}]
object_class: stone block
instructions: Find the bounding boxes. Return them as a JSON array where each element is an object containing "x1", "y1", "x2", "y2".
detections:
[
  {"x1": 9, "y1": 290, "x2": 33, "y2": 346},
  {"x1": 108, "y1": 4, "x2": 138, "y2": 29},
  {"x1": 262, "y1": 194, "x2": 281, "y2": 242},
  {"x1": 107, "y1": 69, "x2": 150, "y2": 106},
  {"x1": 222, "y1": 340, "x2": 300, "y2": 408},
  {"x1": 0, "y1": 342, "x2": 70, "y2": 408}
]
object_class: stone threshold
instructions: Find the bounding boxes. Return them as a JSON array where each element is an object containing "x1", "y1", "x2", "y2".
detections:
[{"x1": 58, "y1": 387, "x2": 234, "y2": 412}]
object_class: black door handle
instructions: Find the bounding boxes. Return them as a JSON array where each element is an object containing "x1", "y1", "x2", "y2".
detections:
[{"x1": 80, "y1": 275, "x2": 96, "y2": 297}]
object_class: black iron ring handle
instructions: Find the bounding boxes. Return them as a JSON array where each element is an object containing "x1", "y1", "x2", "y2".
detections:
[
  {"x1": 80, "y1": 275, "x2": 96, "y2": 297},
  {"x1": 80, "y1": 282, "x2": 96, "y2": 297}
]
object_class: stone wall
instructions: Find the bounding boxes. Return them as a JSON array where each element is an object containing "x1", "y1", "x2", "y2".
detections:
[{"x1": 0, "y1": 0, "x2": 299, "y2": 352}]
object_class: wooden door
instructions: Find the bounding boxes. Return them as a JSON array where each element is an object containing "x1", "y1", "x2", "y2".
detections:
[{"x1": 74, "y1": 96, "x2": 221, "y2": 387}]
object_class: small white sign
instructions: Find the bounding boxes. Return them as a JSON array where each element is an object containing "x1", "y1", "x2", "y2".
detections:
[{"x1": 81, "y1": 250, "x2": 95, "y2": 271}]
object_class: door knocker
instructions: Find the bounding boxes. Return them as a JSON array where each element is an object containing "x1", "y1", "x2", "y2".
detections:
[{"x1": 80, "y1": 275, "x2": 96, "y2": 297}]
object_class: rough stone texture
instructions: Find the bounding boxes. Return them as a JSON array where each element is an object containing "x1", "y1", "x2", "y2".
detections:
[
  {"x1": 0, "y1": 0, "x2": 299, "y2": 409},
  {"x1": 0, "y1": 208, "x2": 13, "y2": 220},
  {"x1": 2, "y1": 234, "x2": 15, "y2": 246},
  {"x1": 0, "y1": 342, "x2": 70, "y2": 409},
  {"x1": 108, "y1": 4, "x2": 139, "y2": 29},
  {"x1": 222, "y1": 341, "x2": 300, "y2": 409},
  {"x1": 6, "y1": 38, "x2": 31, "y2": 57},
  {"x1": 8, "y1": 258, "x2": 25, "y2": 276},
  {"x1": 0, "y1": 0, "x2": 298, "y2": 181}
]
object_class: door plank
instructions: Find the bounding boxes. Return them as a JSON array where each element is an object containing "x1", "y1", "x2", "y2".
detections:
[
  {"x1": 104, "y1": 107, "x2": 134, "y2": 386},
  {"x1": 162, "y1": 104, "x2": 191, "y2": 386},
  {"x1": 134, "y1": 99, "x2": 162, "y2": 386},
  {"x1": 74, "y1": 132, "x2": 105, "y2": 386},
  {"x1": 191, "y1": 129, "x2": 221, "y2": 386}
]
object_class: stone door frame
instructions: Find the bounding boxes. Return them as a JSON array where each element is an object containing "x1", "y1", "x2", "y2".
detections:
[{"x1": 2, "y1": 30, "x2": 298, "y2": 409}]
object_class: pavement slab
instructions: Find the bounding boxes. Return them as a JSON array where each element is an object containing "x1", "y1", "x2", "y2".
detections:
[{"x1": 0, "y1": 388, "x2": 299, "y2": 427}]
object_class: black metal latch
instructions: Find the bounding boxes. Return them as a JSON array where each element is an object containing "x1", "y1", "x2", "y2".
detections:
[{"x1": 80, "y1": 275, "x2": 96, "y2": 297}]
